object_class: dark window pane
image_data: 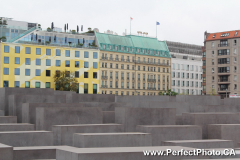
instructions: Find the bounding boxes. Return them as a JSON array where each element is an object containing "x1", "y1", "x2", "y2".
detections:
[
  {"x1": 26, "y1": 47, "x2": 31, "y2": 54},
  {"x1": 84, "y1": 83, "x2": 88, "y2": 94},
  {"x1": 84, "y1": 72, "x2": 88, "y2": 78},
  {"x1": 15, "y1": 46, "x2": 20, "y2": 53},
  {"x1": 46, "y1": 49, "x2": 51, "y2": 55},
  {"x1": 75, "y1": 51, "x2": 80, "y2": 57},
  {"x1": 15, "y1": 57, "x2": 20, "y2": 64},
  {"x1": 93, "y1": 72, "x2": 97, "y2": 78},
  {"x1": 75, "y1": 61, "x2": 79, "y2": 67},
  {"x1": 35, "y1": 82, "x2": 40, "y2": 88},
  {"x1": 25, "y1": 81, "x2": 30, "y2": 88},
  {"x1": 46, "y1": 82, "x2": 51, "y2": 88},
  {"x1": 56, "y1": 49, "x2": 61, "y2": 56},
  {"x1": 75, "y1": 71, "x2": 79, "y2": 78},
  {"x1": 65, "y1": 50, "x2": 70, "y2": 57},
  {"x1": 46, "y1": 70, "x2": 51, "y2": 76},
  {"x1": 4, "y1": 46, "x2": 9, "y2": 53},
  {"x1": 14, "y1": 81, "x2": 20, "y2": 88},
  {"x1": 3, "y1": 81, "x2": 9, "y2": 87},
  {"x1": 65, "y1": 60, "x2": 70, "y2": 67}
]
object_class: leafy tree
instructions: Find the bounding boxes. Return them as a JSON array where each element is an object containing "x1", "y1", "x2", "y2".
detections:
[
  {"x1": 54, "y1": 70, "x2": 78, "y2": 92},
  {"x1": 159, "y1": 89, "x2": 178, "y2": 96},
  {"x1": 207, "y1": 87, "x2": 217, "y2": 96}
]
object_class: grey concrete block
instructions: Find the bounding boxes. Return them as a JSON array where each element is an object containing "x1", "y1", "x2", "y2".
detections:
[
  {"x1": 103, "y1": 111, "x2": 115, "y2": 123},
  {"x1": 162, "y1": 139, "x2": 234, "y2": 149},
  {"x1": 182, "y1": 112, "x2": 239, "y2": 139},
  {"x1": 73, "y1": 132, "x2": 152, "y2": 148},
  {"x1": 22, "y1": 103, "x2": 85, "y2": 125},
  {"x1": 115, "y1": 107, "x2": 176, "y2": 132},
  {"x1": 8, "y1": 95, "x2": 66, "y2": 122},
  {"x1": 0, "y1": 88, "x2": 54, "y2": 115},
  {"x1": 0, "y1": 124, "x2": 34, "y2": 131},
  {"x1": 0, "y1": 131, "x2": 53, "y2": 147},
  {"x1": 52, "y1": 124, "x2": 124, "y2": 145},
  {"x1": 80, "y1": 102, "x2": 132, "y2": 111},
  {"x1": 13, "y1": 146, "x2": 75, "y2": 160},
  {"x1": 36, "y1": 107, "x2": 103, "y2": 131},
  {"x1": 0, "y1": 110, "x2": 4, "y2": 116},
  {"x1": 136, "y1": 125, "x2": 202, "y2": 146},
  {"x1": 176, "y1": 115, "x2": 183, "y2": 125},
  {"x1": 56, "y1": 146, "x2": 208, "y2": 160},
  {"x1": 208, "y1": 124, "x2": 240, "y2": 147},
  {"x1": 0, "y1": 143, "x2": 13, "y2": 160},
  {"x1": 67, "y1": 94, "x2": 115, "y2": 103},
  {"x1": 0, "y1": 116, "x2": 17, "y2": 123},
  {"x1": 176, "y1": 95, "x2": 221, "y2": 105}
]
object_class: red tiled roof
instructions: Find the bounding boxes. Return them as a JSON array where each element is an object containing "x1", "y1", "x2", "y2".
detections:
[{"x1": 206, "y1": 30, "x2": 240, "y2": 41}]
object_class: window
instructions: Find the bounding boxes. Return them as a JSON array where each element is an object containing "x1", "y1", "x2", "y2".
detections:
[
  {"x1": 25, "y1": 81, "x2": 30, "y2": 88},
  {"x1": 75, "y1": 71, "x2": 79, "y2": 78},
  {"x1": 218, "y1": 49, "x2": 230, "y2": 55},
  {"x1": 3, "y1": 81, "x2": 9, "y2": 87},
  {"x1": 93, "y1": 84, "x2": 97, "y2": 94},
  {"x1": 56, "y1": 60, "x2": 61, "y2": 67},
  {"x1": 218, "y1": 58, "x2": 230, "y2": 64},
  {"x1": 212, "y1": 51, "x2": 214, "y2": 56},
  {"x1": 15, "y1": 81, "x2": 20, "y2": 88},
  {"x1": 46, "y1": 82, "x2": 51, "y2": 88},
  {"x1": 25, "y1": 69, "x2": 30, "y2": 76},
  {"x1": 212, "y1": 59, "x2": 214, "y2": 65},
  {"x1": 65, "y1": 50, "x2": 70, "y2": 57},
  {"x1": 121, "y1": 64, "x2": 124, "y2": 69},
  {"x1": 36, "y1": 69, "x2": 41, "y2": 76},
  {"x1": 84, "y1": 62, "x2": 88, "y2": 68},
  {"x1": 36, "y1": 59, "x2": 41, "y2": 65},
  {"x1": 25, "y1": 58, "x2": 31, "y2": 65},
  {"x1": 234, "y1": 75, "x2": 237, "y2": 81},
  {"x1": 65, "y1": 71, "x2": 70, "y2": 77},
  {"x1": 46, "y1": 70, "x2": 51, "y2": 76},
  {"x1": 26, "y1": 47, "x2": 31, "y2": 54},
  {"x1": 212, "y1": 42, "x2": 214, "y2": 47},
  {"x1": 4, "y1": 57, "x2": 9, "y2": 64},
  {"x1": 15, "y1": 57, "x2": 20, "y2": 64},
  {"x1": 93, "y1": 72, "x2": 97, "y2": 79},
  {"x1": 116, "y1": 64, "x2": 118, "y2": 69},
  {"x1": 84, "y1": 51, "x2": 89, "y2": 58},
  {"x1": 56, "y1": 49, "x2": 61, "y2": 56},
  {"x1": 93, "y1": 62, "x2": 98, "y2": 69},
  {"x1": 15, "y1": 46, "x2": 20, "y2": 53},
  {"x1": 75, "y1": 61, "x2": 79, "y2": 67},
  {"x1": 84, "y1": 72, "x2": 88, "y2": 78},
  {"x1": 14, "y1": 68, "x2": 20, "y2": 75},
  {"x1": 138, "y1": 66, "x2": 140, "y2": 70},
  {"x1": 132, "y1": 65, "x2": 135, "y2": 70},
  {"x1": 234, "y1": 57, "x2": 237, "y2": 62},
  {"x1": 93, "y1": 52, "x2": 98, "y2": 59},
  {"x1": 235, "y1": 84, "x2": 237, "y2": 90},
  {"x1": 234, "y1": 49, "x2": 237, "y2": 55},
  {"x1": 74, "y1": 51, "x2": 80, "y2": 57},
  {"x1": 4, "y1": 45, "x2": 9, "y2": 53},
  {"x1": 46, "y1": 49, "x2": 51, "y2": 55},
  {"x1": 84, "y1": 83, "x2": 88, "y2": 94},
  {"x1": 105, "y1": 63, "x2": 107, "y2": 68},
  {"x1": 46, "y1": 59, "x2": 51, "y2": 66},
  {"x1": 235, "y1": 66, "x2": 237, "y2": 72},
  {"x1": 35, "y1": 82, "x2": 41, "y2": 88}
]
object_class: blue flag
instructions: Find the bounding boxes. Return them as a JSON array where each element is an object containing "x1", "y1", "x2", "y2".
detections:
[{"x1": 156, "y1": 22, "x2": 160, "y2": 25}]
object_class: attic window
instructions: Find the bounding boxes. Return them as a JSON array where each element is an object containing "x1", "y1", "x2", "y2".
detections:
[
  {"x1": 213, "y1": 35, "x2": 215, "y2": 38},
  {"x1": 220, "y1": 33, "x2": 230, "y2": 37},
  {"x1": 235, "y1": 32, "x2": 238, "y2": 36}
]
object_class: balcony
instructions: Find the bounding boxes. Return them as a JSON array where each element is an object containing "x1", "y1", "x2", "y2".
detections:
[
  {"x1": 218, "y1": 72, "x2": 231, "y2": 76},
  {"x1": 101, "y1": 57, "x2": 108, "y2": 60},
  {"x1": 147, "y1": 79, "x2": 156, "y2": 83},
  {"x1": 218, "y1": 79, "x2": 231, "y2": 84},
  {"x1": 101, "y1": 85, "x2": 108, "y2": 88},
  {"x1": 218, "y1": 43, "x2": 229, "y2": 47},
  {"x1": 147, "y1": 87, "x2": 156, "y2": 90},
  {"x1": 101, "y1": 76, "x2": 108, "y2": 79},
  {"x1": 218, "y1": 88, "x2": 230, "y2": 93}
]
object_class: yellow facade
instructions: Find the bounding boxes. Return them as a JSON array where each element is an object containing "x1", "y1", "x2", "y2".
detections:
[
  {"x1": 99, "y1": 51, "x2": 171, "y2": 95},
  {"x1": 0, "y1": 42, "x2": 100, "y2": 94}
]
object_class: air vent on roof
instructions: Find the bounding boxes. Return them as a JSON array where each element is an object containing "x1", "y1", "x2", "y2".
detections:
[
  {"x1": 235, "y1": 32, "x2": 238, "y2": 36},
  {"x1": 213, "y1": 35, "x2": 215, "y2": 38},
  {"x1": 220, "y1": 33, "x2": 230, "y2": 37}
]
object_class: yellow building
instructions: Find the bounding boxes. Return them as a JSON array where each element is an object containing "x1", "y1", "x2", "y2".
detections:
[
  {"x1": 0, "y1": 42, "x2": 100, "y2": 94},
  {"x1": 95, "y1": 32, "x2": 171, "y2": 95}
]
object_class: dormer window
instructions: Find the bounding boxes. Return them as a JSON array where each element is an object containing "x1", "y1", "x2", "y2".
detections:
[
  {"x1": 213, "y1": 35, "x2": 215, "y2": 38},
  {"x1": 235, "y1": 32, "x2": 238, "y2": 36}
]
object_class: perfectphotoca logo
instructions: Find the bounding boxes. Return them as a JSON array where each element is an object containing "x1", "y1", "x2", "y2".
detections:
[{"x1": 143, "y1": 149, "x2": 236, "y2": 156}]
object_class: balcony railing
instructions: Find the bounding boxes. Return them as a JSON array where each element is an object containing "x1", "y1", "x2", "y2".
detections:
[
  {"x1": 218, "y1": 43, "x2": 229, "y2": 47},
  {"x1": 101, "y1": 85, "x2": 108, "y2": 88},
  {"x1": 147, "y1": 87, "x2": 156, "y2": 90},
  {"x1": 147, "y1": 79, "x2": 156, "y2": 82},
  {"x1": 101, "y1": 76, "x2": 108, "y2": 79}
]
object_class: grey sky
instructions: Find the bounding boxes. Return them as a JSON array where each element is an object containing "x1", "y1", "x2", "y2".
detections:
[{"x1": 2, "y1": 0, "x2": 240, "y2": 46}]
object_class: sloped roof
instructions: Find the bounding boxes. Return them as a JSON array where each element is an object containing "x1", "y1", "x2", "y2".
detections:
[
  {"x1": 95, "y1": 32, "x2": 168, "y2": 52},
  {"x1": 206, "y1": 30, "x2": 240, "y2": 41}
]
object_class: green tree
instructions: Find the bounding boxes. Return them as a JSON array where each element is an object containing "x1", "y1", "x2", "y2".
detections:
[
  {"x1": 159, "y1": 89, "x2": 178, "y2": 96},
  {"x1": 54, "y1": 70, "x2": 78, "y2": 92}
]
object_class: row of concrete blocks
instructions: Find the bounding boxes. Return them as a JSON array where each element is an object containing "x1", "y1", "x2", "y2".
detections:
[
  {"x1": 0, "y1": 123, "x2": 239, "y2": 148},
  {"x1": 2, "y1": 145, "x2": 240, "y2": 160}
]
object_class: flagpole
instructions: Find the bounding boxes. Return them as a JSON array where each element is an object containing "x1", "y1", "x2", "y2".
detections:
[
  {"x1": 130, "y1": 18, "x2": 131, "y2": 35},
  {"x1": 156, "y1": 21, "x2": 157, "y2": 39}
]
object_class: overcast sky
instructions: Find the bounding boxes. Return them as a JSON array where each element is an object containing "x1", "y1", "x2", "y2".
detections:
[{"x1": 2, "y1": 0, "x2": 240, "y2": 45}]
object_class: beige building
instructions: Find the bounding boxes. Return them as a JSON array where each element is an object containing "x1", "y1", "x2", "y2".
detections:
[
  {"x1": 95, "y1": 32, "x2": 171, "y2": 95},
  {"x1": 204, "y1": 30, "x2": 240, "y2": 98}
]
